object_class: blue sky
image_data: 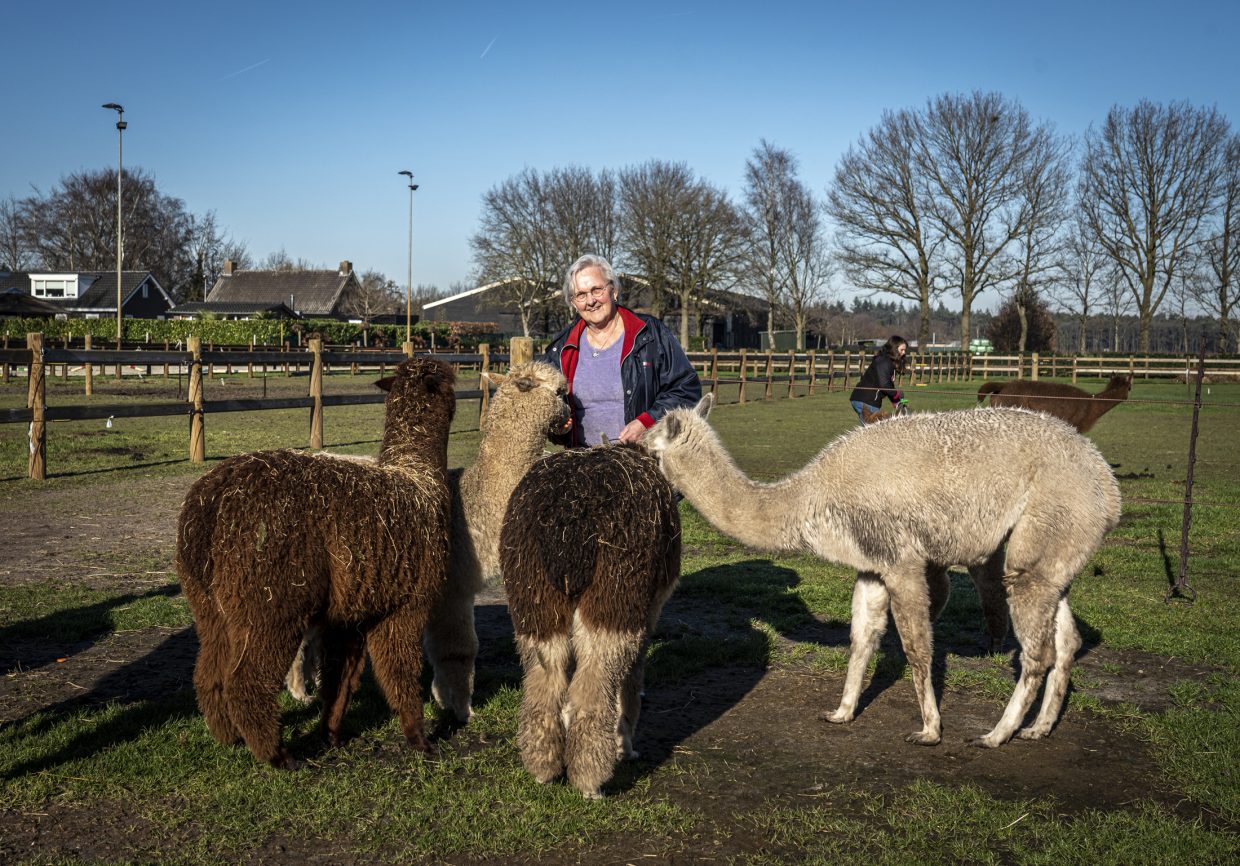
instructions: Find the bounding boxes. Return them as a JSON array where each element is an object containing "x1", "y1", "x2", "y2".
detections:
[{"x1": 4, "y1": 1, "x2": 1238, "y2": 311}]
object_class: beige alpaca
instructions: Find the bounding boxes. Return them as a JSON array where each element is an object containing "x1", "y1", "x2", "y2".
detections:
[
  {"x1": 424, "y1": 362, "x2": 570, "y2": 721},
  {"x1": 285, "y1": 363, "x2": 570, "y2": 721},
  {"x1": 643, "y1": 396, "x2": 1120, "y2": 748}
]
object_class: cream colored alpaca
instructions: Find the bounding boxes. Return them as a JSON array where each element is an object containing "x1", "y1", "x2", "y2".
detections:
[
  {"x1": 643, "y1": 396, "x2": 1120, "y2": 748},
  {"x1": 424, "y1": 362, "x2": 569, "y2": 721},
  {"x1": 286, "y1": 363, "x2": 570, "y2": 722}
]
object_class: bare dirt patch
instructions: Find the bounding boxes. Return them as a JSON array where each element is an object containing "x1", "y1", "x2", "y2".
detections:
[{"x1": 0, "y1": 473, "x2": 1223, "y2": 864}]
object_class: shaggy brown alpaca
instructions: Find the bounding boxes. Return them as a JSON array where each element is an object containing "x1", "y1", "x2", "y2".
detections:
[
  {"x1": 976, "y1": 374, "x2": 1131, "y2": 432},
  {"x1": 176, "y1": 357, "x2": 455, "y2": 768},
  {"x1": 500, "y1": 445, "x2": 681, "y2": 798}
]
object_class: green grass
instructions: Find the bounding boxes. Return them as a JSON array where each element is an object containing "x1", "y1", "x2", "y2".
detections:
[{"x1": 1, "y1": 375, "x2": 1238, "y2": 862}]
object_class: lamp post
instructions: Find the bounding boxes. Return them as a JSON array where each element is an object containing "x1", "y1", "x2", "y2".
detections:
[
  {"x1": 102, "y1": 103, "x2": 126, "y2": 346},
  {"x1": 398, "y1": 170, "x2": 418, "y2": 348}
]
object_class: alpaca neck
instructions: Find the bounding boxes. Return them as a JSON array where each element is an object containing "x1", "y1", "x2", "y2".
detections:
[
  {"x1": 668, "y1": 431, "x2": 808, "y2": 553},
  {"x1": 380, "y1": 411, "x2": 444, "y2": 470},
  {"x1": 468, "y1": 422, "x2": 546, "y2": 496}
]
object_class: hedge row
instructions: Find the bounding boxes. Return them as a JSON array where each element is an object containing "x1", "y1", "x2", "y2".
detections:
[{"x1": 0, "y1": 317, "x2": 503, "y2": 350}]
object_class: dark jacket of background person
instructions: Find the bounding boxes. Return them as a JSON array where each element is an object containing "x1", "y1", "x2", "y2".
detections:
[
  {"x1": 849, "y1": 351, "x2": 903, "y2": 409},
  {"x1": 544, "y1": 305, "x2": 701, "y2": 447}
]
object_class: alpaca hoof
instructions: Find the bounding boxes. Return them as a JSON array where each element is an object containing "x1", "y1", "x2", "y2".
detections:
[
  {"x1": 578, "y1": 787, "x2": 604, "y2": 800},
  {"x1": 1017, "y1": 725, "x2": 1050, "y2": 741},
  {"x1": 904, "y1": 731, "x2": 941, "y2": 746},
  {"x1": 267, "y1": 748, "x2": 300, "y2": 770},
  {"x1": 967, "y1": 734, "x2": 1004, "y2": 749},
  {"x1": 819, "y1": 708, "x2": 852, "y2": 725},
  {"x1": 407, "y1": 735, "x2": 435, "y2": 755}
]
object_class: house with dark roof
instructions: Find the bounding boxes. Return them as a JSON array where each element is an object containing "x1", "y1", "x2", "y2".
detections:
[
  {"x1": 188, "y1": 260, "x2": 365, "y2": 320},
  {"x1": 0, "y1": 270, "x2": 173, "y2": 319}
]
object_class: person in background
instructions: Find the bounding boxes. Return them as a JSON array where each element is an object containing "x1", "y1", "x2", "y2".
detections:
[
  {"x1": 849, "y1": 335, "x2": 908, "y2": 423},
  {"x1": 545, "y1": 254, "x2": 700, "y2": 447}
]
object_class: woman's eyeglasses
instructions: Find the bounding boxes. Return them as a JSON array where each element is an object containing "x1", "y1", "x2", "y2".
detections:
[{"x1": 571, "y1": 285, "x2": 611, "y2": 306}]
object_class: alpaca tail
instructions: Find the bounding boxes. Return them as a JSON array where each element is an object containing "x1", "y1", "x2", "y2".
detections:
[{"x1": 976, "y1": 381, "x2": 1004, "y2": 404}]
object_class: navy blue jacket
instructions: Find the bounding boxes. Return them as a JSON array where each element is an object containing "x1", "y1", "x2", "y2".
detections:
[
  {"x1": 849, "y1": 351, "x2": 903, "y2": 409},
  {"x1": 544, "y1": 306, "x2": 701, "y2": 447}
]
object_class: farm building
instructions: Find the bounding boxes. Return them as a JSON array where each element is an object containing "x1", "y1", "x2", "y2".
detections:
[{"x1": 0, "y1": 270, "x2": 173, "y2": 319}]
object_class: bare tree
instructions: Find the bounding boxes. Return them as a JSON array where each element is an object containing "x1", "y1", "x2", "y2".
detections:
[
  {"x1": 741, "y1": 140, "x2": 794, "y2": 346},
  {"x1": 341, "y1": 269, "x2": 402, "y2": 323},
  {"x1": 18, "y1": 168, "x2": 195, "y2": 294},
  {"x1": 1196, "y1": 134, "x2": 1240, "y2": 352},
  {"x1": 545, "y1": 166, "x2": 620, "y2": 265},
  {"x1": 781, "y1": 182, "x2": 833, "y2": 349},
  {"x1": 916, "y1": 92, "x2": 1049, "y2": 347},
  {"x1": 0, "y1": 196, "x2": 33, "y2": 270},
  {"x1": 1007, "y1": 127, "x2": 1073, "y2": 353},
  {"x1": 619, "y1": 161, "x2": 697, "y2": 317},
  {"x1": 666, "y1": 180, "x2": 743, "y2": 346},
  {"x1": 1080, "y1": 100, "x2": 1230, "y2": 352},
  {"x1": 258, "y1": 248, "x2": 317, "y2": 271},
  {"x1": 827, "y1": 109, "x2": 942, "y2": 346},
  {"x1": 1054, "y1": 215, "x2": 1110, "y2": 352},
  {"x1": 470, "y1": 168, "x2": 559, "y2": 337},
  {"x1": 184, "y1": 211, "x2": 250, "y2": 302}
]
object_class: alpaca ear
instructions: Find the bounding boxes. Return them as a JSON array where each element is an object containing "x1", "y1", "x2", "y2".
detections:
[
  {"x1": 694, "y1": 393, "x2": 715, "y2": 419},
  {"x1": 375, "y1": 375, "x2": 395, "y2": 393},
  {"x1": 483, "y1": 370, "x2": 508, "y2": 387},
  {"x1": 663, "y1": 413, "x2": 682, "y2": 440}
]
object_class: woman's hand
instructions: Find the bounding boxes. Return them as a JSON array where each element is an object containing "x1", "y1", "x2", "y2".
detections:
[{"x1": 617, "y1": 419, "x2": 648, "y2": 444}]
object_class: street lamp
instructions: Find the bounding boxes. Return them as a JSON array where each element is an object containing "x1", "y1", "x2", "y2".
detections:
[
  {"x1": 102, "y1": 103, "x2": 126, "y2": 346},
  {"x1": 398, "y1": 170, "x2": 418, "y2": 347}
]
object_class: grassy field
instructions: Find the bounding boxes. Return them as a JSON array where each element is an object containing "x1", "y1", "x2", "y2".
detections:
[{"x1": 0, "y1": 371, "x2": 1237, "y2": 864}]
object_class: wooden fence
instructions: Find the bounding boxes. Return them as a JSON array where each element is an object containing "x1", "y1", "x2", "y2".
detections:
[{"x1": 4, "y1": 334, "x2": 533, "y2": 480}]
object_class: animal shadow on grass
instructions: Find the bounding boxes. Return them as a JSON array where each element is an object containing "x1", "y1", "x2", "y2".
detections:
[
  {"x1": 0, "y1": 626, "x2": 202, "y2": 781},
  {"x1": 606, "y1": 560, "x2": 817, "y2": 794}
]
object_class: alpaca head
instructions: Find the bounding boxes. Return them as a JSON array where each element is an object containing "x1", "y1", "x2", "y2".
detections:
[
  {"x1": 482, "y1": 362, "x2": 571, "y2": 437},
  {"x1": 642, "y1": 393, "x2": 716, "y2": 484},
  {"x1": 375, "y1": 357, "x2": 458, "y2": 451},
  {"x1": 1106, "y1": 374, "x2": 1133, "y2": 397}
]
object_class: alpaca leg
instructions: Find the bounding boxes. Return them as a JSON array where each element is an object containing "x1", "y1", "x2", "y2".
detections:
[
  {"x1": 1018, "y1": 596, "x2": 1081, "y2": 740},
  {"x1": 969, "y1": 549, "x2": 1010, "y2": 652},
  {"x1": 222, "y1": 621, "x2": 304, "y2": 768},
  {"x1": 885, "y1": 570, "x2": 941, "y2": 745},
  {"x1": 367, "y1": 603, "x2": 434, "y2": 753},
  {"x1": 616, "y1": 638, "x2": 647, "y2": 761},
  {"x1": 423, "y1": 581, "x2": 479, "y2": 723},
  {"x1": 973, "y1": 575, "x2": 1060, "y2": 748},
  {"x1": 564, "y1": 622, "x2": 641, "y2": 799},
  {"x1": 926, "y1": 563, "x2": 950, "y2": 622},
  {"x1": 316, "y1": 626, "x2": 366, "y2": 749},
  {"x1": 516, "y1": 633, "x2": 571, "y2": 784},
  {"x1": 285, "y1": 624, "x2": 322, "y2": 705},
  {"x1": 191, "y1": 600, "x2": 242, "y2": 746},
  {"x1": 822, "y1": 572, "x2": 889, "y2": 725}
]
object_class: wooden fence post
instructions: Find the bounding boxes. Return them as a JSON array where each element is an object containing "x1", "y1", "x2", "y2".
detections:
[
  {"x1": 479, "y1": 342, "x2": 491, "y2": 418},
  {"x1": 164, "y1": 339, "x2": 170, "y2": 379},
  {"x1": 84, "y1": 333, "x2": 94, "y2": 396},
  {"x1": 27, "y1": 333, "x2": 46, "y2": 481},
  {"x1": 249, "y1": 336, "x2": 256, "y2": 379},
  {"x1": 709, "y1": 346, "x2": 719, "y2": 397},
  {"x1": 402, "y1": 339, "x2": 415, "y2": 359},
  {"x1": 738, "y1": 348, "x2": 748, "y2": 404},
  {"x1": 787, "y1": 350, "x2": 796, "y2": 398},
  {"x1": 510, "y1": 336, "x2": 533, "y2": 367},
  {"x1": 309, "y1": 337, "x2": 324, "y2": 450},
  {"x1": 188, "y1": 336, "x2": 205, "y2": 463},
  {"x1": 115, "y1": 333, "x2": 123, "y2": 380},
  {"x1": 1, "y1": 334, "x2": 8, "y2": 384},
  {"x1": 1031, "y1": 352, "x2": 1039, "y2": 381},
  {"x1": 764, "y1": 352, "x2": 774, "y2": 400},
  {"x1": 825, "y1": 351, "x2": 835, "y2": 393},
  {"x1": 807, "y1": 350, "x2": 817, "y2": 396}
]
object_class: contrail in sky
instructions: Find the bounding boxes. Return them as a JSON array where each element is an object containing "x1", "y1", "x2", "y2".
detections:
[
  {"x1": 480, "y1": 37, "x2": 497, "y2": 59},
  {"x1": 220, "y1": 58, "x2": 271, "y2": 81}
]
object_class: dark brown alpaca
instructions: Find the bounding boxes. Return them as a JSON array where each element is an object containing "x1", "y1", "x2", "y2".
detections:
[
  {"x1": 976, "y1": 374, "x2": 1131, "y2": 432},
  {"x1": 500, "y1": 445, "x2": 681, "y2": 798},
  {"x1": 177, "y1": 357, "x2": 456, "y2": 768}
]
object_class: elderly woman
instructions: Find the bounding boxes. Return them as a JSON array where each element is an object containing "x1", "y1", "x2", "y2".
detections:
[{"x1": 545, "y1": 254, "x2": 700, "y2": 446}]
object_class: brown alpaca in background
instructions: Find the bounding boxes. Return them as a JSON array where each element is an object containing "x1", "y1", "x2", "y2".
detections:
[
  {"x1": 500, "y1": 445, "x2": 681, "y2": 798},
  {"x1": 177, "y1": 358, "x2": 456, "y2": 768},
  {"x1": 976, "y1": 374, "x2": 1131, "y2": 432}
]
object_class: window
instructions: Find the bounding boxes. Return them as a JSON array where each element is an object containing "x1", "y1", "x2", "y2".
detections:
[{"x1": 30, "y1": 274, "x2": 79, "y2": 299}]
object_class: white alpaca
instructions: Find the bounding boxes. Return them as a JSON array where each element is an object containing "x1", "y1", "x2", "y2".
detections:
[{"x1": 643, "y1": 395, "x2": 1121, "y2": 748}]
